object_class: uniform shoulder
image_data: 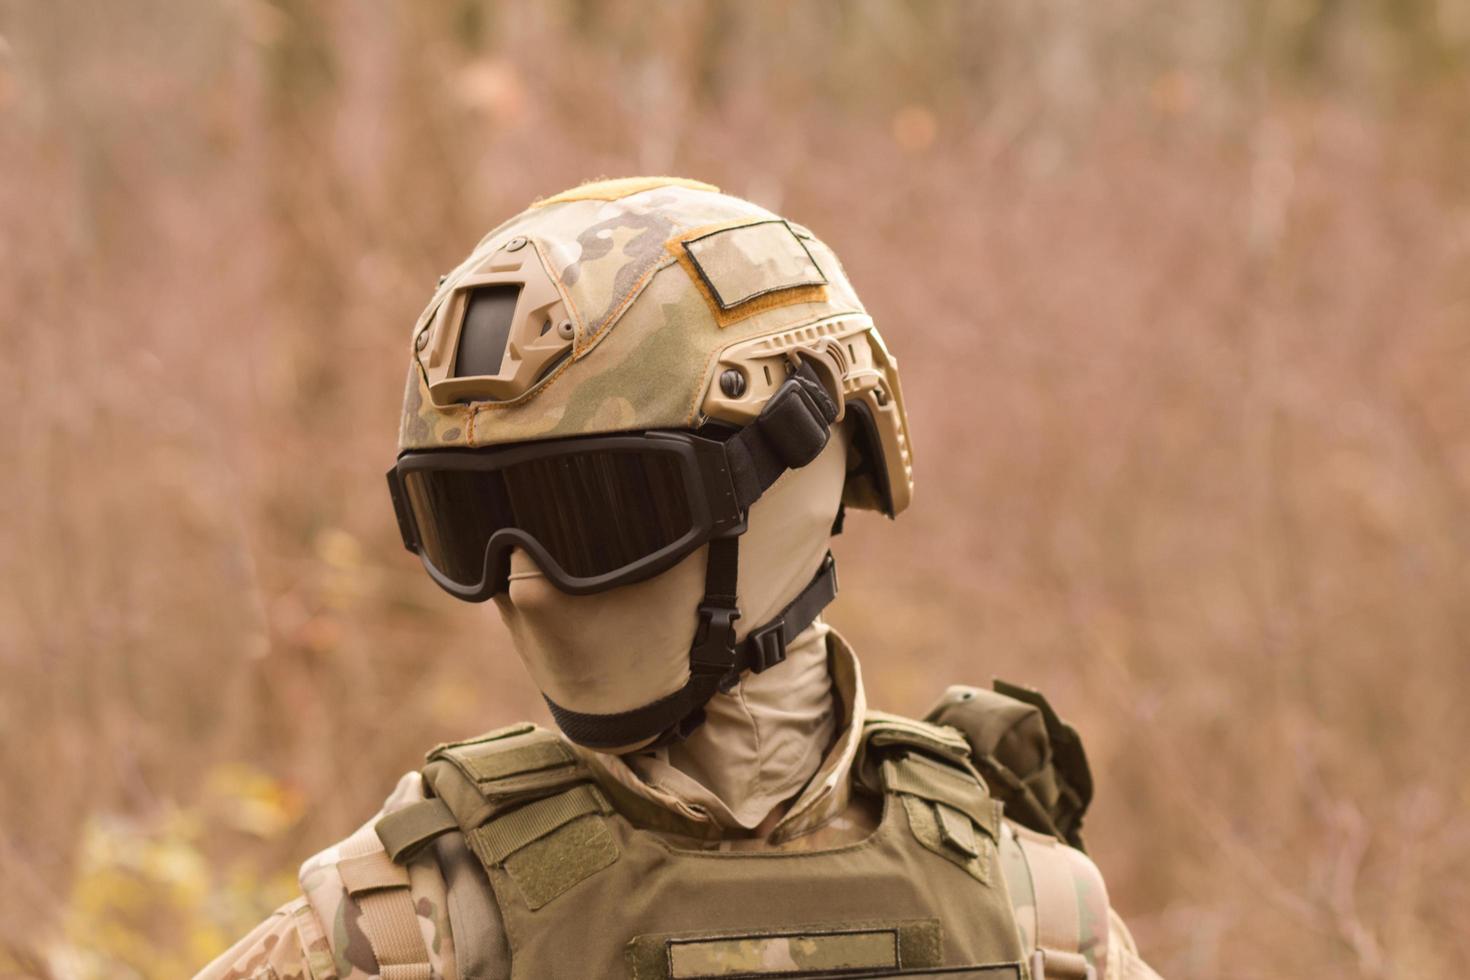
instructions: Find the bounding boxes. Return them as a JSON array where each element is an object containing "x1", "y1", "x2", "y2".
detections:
[
  {"x1": 286, "y1": 723, "x2": 568, "y2": 980},
  {"x1": 293, "y1": 770, "x2": 460, "y2": 980},
  {"x1": 999, "y1": 818, "x2": 1164, "y2": 980}
]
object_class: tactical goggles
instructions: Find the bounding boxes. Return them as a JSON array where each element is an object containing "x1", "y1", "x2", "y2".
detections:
[
  {"x1": 388, "y1": 365, "x2": 840, "y2": 603},
  {"x1": 387, "y1": 431, "x2": 750, "y2": 601}
]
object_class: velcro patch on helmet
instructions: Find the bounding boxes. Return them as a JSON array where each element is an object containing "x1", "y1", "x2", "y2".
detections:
[{"x1": 671, "y1": 219, "x2": 830, "y2": 326}]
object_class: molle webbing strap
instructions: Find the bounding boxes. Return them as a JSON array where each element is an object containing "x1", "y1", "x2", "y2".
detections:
[
  {"x1": 543, "y1": 551, "x2": 839, "y2": 749},
  {"x1": 337, "y1": 830, "x2": 432, "y2": 980}
]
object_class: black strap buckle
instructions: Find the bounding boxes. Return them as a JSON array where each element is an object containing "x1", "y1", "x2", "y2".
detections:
[
  {"x1": 746, "y1": 619, "x2": 788, "y2": 673},
  {"x1": 690, "y1": 603, "x2": 741, "y2": 685}
]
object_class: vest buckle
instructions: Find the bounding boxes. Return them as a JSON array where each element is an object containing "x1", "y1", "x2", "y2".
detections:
[{"x1": 690, "y1": 603, "x2": 741, "y2": 690}]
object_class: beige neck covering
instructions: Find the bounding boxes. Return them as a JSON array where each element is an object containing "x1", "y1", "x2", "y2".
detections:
[
  {"x1": 493, "y1": 426, "x2": 850, "y2": 830},
  {"x1": 629, "y1": 619, "x2": 836, "y2": 829}
]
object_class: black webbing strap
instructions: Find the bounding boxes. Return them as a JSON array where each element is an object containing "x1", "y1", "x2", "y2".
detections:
[
  {"x1": 543, "y1": 552, "x2": 839, "y2": 750},
  {"x1": 544, "y1": 363, "x2": 841, "y2": 751},
  {"x1": 724, "y1": 361, "x2": 840, "y2": 512}
]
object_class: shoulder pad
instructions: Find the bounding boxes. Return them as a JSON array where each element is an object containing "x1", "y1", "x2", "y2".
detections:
[
  {"x1": 423, "y1": 722, "x2": 590, "y2": 831},
  {"x1": 857, "y1": 710, "x2": 1002, "y2": 881},
  {"x1": 861, "y1": 709, "x2": 973, "y2": 761}
]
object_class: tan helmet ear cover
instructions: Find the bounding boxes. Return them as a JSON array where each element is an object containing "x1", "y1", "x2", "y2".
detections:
[{"x1": 493, "y1": 424, "x2": 850, "y2": 740}]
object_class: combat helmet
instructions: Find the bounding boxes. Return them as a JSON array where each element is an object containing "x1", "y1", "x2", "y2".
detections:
[{"x1": 387, "y1": 177, "x2": 913, "y2": 747}]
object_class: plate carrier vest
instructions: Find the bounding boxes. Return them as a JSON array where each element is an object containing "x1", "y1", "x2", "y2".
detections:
[{"x1": 338, "y1": 688, "x2": 1104, "y2": 980}]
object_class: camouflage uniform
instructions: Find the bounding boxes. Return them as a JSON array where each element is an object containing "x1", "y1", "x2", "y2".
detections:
[
  {"x1": 197, "y1": 636, "x2": 1158, "y2": 980},
  {"x1": 196, "y1": 178, "x2": 1161, "y2": 979}
]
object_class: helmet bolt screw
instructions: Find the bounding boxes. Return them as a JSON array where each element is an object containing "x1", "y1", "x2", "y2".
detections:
[
  {"x1": 415, "y1": 330, "x2": 430, "y2": 351},
  {"x1": 719, "y1": 369, "x2": 747, "y2": 398},
  {"x1": 505, "y1": 236, "x2": 528, "y2": 251},
  {"x1": 556, "y1": 320, "x2": 575, "y2": 341}
]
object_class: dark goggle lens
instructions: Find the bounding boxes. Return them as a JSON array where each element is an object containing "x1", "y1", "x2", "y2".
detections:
[
  {"x1": 402, "y1": 448, "x2": 696, "y2": 588},
  {"x1": 402, "y1": 467, "x2": 511, "y2": 586}
]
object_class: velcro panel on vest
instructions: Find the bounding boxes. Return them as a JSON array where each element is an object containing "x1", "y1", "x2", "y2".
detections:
[
  {"x1": 876, "y1": 745, "x2": 1002, "y2": 886},
  {"x1": 882, "y1": 754, "x2": 999, "y2": 840},
  {"x1": 424, "y1": 723, "x2": 587, "y2": 831},
  {"x1": 466, "y1": 783, "x2": 618, "y2": 911},
  {"x1": 626, "y1": 918, "x2": 945, "y2": 980}
]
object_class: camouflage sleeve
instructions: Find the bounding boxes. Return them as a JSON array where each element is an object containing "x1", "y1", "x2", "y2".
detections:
[
  {"x1": 192, "y1": 897, "x2": 330, "y2": 980},
  {"x1": 197, "y1": 772, "x2": 461, "y2": 980},
  {"x1": 999, "y1": 820, "x2": 1163, "y2": 980},
  {"x1": 296, "y1": 771, "x2": 460, "y2": 980}
]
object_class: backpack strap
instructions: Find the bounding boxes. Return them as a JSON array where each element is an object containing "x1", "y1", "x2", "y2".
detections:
[{"x1": 336, "y1": 820, "x2": 434, "y2": 980}]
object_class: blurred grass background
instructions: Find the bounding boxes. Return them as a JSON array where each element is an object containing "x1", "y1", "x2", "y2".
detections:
[{"x1": 2, "y1": 1, "x2": 1469, "y2": 976}]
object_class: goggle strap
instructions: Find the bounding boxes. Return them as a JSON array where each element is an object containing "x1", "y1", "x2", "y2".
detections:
[
  {"x1": 542, "y1": 548, "x2": 840, "y2": 751},
  {"x1": 724, "y1": 361, "x2": 840, "y2": 512}
]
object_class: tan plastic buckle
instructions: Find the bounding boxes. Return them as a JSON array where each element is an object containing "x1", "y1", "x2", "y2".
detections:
[{"x1": 1030, "y1": 949, "x2": 1096, "y2": 980}]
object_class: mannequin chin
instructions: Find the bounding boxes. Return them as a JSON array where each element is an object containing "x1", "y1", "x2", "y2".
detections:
[{"x1": 493, "y1": 424, "x2": 850, "y2": 753}]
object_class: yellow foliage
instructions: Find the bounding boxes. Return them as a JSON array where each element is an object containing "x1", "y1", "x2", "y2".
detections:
[{"x1": 50, "y1": 773, "x2": 299, "y2": 978}]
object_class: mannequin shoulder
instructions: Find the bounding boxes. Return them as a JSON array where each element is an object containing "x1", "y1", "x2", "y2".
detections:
[
  {"x1": 999, "y1": 820, "x2": 1163, "y2": 980},
  {"x1": 194, "y1": 770, "x2": 468, "y2": 980}
]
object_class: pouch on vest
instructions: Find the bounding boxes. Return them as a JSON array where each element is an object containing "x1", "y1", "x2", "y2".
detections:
[{"x1": 924, "y1": 681, "x2": 1093, "y2": 851}]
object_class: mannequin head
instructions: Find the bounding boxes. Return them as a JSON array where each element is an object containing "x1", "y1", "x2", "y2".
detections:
[{"x1": 494, "y1": 425, "x2": 850, "y2": 750}]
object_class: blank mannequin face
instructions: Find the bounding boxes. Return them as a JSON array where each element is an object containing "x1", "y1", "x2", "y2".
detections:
[{"x1": 493, "y1": 425, "x2": 849, "y2": 726}]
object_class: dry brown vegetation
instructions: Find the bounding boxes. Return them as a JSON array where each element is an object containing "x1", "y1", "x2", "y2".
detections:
[{"x1": 2, "y1": 2, "x2": 1469, "y2": 977}]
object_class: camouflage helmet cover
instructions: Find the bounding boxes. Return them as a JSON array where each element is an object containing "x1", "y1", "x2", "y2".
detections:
[{"x1": 398, "y1": 177, "x2": 913, "y2": 515}]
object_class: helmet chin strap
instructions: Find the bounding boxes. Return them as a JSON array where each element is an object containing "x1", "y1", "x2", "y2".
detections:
[{"x1": 543, "y1": 362, "x2": 842, "y2": 751}]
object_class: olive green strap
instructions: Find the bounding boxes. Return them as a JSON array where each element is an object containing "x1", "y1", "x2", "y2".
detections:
[
  {"x1": 338, "y1": 832, "x2": 433, "y2": 980},
  {"x1": 376, "y1": 797, "x2": 458, "y2": 863}
]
